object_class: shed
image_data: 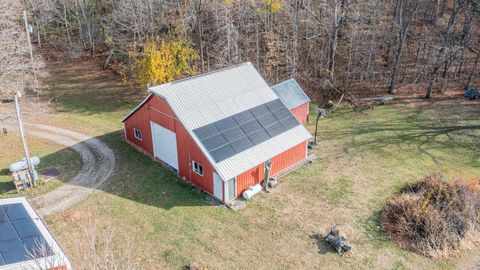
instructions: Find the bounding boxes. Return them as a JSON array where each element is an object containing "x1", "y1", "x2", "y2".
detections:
[
  {"x1": 271, "y1": 79, "x2": 310, "y2": 124},
  {"x1": 0, "y1": 197, "x2": 71, "y2": 270},
  {"x1": 122, "y1": 63, "x2": 312, "y2": 203}
]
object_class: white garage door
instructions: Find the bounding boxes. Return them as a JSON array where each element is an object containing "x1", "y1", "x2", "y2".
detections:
[{"x1": 151, "y1": 121, "x2": 178, "y2": 170}]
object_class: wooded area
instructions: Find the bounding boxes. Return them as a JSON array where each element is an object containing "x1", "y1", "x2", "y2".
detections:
[{"x1": 2, "y1": 0, "x2": 480, "y2": 99}]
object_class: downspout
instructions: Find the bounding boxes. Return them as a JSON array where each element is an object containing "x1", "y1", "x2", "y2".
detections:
[{"x1": 263, "y1": 160, "x2": 272, "y2": 190}]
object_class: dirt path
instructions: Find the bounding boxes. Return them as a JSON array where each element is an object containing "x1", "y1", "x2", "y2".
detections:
[{"x1": 26, "y1": 124, "x2": 115, "y2": 216}]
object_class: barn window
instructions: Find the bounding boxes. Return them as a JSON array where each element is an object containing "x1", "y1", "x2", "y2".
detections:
[
  {"x1": 134, "y1": 128, "x2": 142, "y2": 141},
  {"x1": 192, "y1": 161, "x2": 204, "y2": 176}
]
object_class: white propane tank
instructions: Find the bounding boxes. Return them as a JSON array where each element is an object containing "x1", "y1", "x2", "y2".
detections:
[
  {"x1": 242, "y1": 184, "x2": 262, "y2": 200},
  {"x1": 9, "y1": 156, "x2": 40, "y2": 173}
]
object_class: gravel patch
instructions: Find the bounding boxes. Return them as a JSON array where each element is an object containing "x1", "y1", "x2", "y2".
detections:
[{"x1": 27, "y1": 124, "x2": 115, "y2": 216}]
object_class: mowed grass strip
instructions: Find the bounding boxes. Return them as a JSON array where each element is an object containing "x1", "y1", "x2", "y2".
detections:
[{"x1": 17, "y1": 58, "x2": 480, "y2": 269}]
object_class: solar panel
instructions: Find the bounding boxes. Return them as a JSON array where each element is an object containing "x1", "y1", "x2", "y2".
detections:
[
  {"x1": 280, "y1": 116, "x2": 299, "y2": 130},
  {"x1": 229, "y1": 135, "x2": 254, "y2": 153},
  {"x1": 0, "y1": 239, "x2": 26, "y2": 264},
  {"x1": 210, "y1": 144, "x2": 236, "y2": 161},
  {"x1": 194, "y1": 123, "x2": 219, "y2": 140},
  {"x1": 221, "y1": 126, "x2": 245, "y2": 142},
  {"x1": 0, "y1": 221, "x2": 17, "y2": 241},
  {"x1": 0, "y1": 203, "x2": 52, "y2": 266},
  {"x1": 250, "y1": 104, "x2": 270, "y2": 118},
  {"x1": 22, "y1": 235, "x2": 48, "y2": 253},
  {"x1": 202, "y1": 133, "x2": 228, "y2": 151},
  {"x1": 248, "y1": 129, "x2": 270, "y2": 145},
  {"x1": 233, "y1": 110, "x2": 254, "y2": 124},
  {"x1": 273, "y1": 106, "x2": 292, "y2": 121},
  {"x1": 265, "y1": 99, "x2": 284, "y2": 112},
  {"x1": 3, "y1": 203, "x2": 30, "y2": 220},
  {"x1": 265, "y1": 121, "x2": 285, "y2": 137},
  {"x1": 214, "y1": 117, "x2": 237, "y2": 131},
  {"x1": 11, "y1": 219, "x2": 41, "y2": 238},
  {"x1": 256, "y1": 113, "x2": 277, "y2": 128},
  {"x1": 193, "y1": 99, "x2": 301, "y2": 163},
  {"x1": 240, "y1": 120, "x2": 262, "y2": 135},
  {"x1": 0, "y1": 207, "x2": 8, "y2": 221}
]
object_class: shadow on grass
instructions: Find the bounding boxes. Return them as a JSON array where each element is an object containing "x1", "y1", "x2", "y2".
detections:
[
  {"x1": 309, "y1": 234, "x2": 338, "y2": 254},
  {"x1": 320, "y1": 104, "x2": 480, "y2": 166},
  {"x1": 4, "y1": 130, "x2": 208, "y2": 210},
  {"x1": 359, "y1": 209, "x2": 389, "y2": 245},
  {"x1": 39, "y1": 58, "x2": 144, "y2": 115}
]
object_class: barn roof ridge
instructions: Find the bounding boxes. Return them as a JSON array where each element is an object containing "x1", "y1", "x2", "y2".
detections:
[
  {"x1": 155, "y1": 62, "x2": 254, "y2": 89},
  {"x1": 125, "y1": 63, "x2": 312, "y2": 181}
]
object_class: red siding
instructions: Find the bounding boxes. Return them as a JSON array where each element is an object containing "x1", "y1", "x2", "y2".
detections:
[
  {"x1": 235, "y1": 140, "x2": 308, "y2": 197},
  {"x1": 48, "y1": 266, "x2": 67, "y2": 270},
  {"x1": 290, "y1": 102, "x2": 309, "y2": 124},
  {"x1": 236, "y1": 163, "x2": 265, "y2": 197},
  {"x1": 125, "y1": 96, "x2": 309, "y2": 202},
  {"x1": 124, "y1": 96, "x2": 215, "y2": 195}
]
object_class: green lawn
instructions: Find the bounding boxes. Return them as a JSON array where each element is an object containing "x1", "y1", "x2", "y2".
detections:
[
  {"x1": 0, "y1": 132, "x2": 81, "y2": 198},
  {"x1": 2, "y1": 58, "x2": 479, "y2": 269}
]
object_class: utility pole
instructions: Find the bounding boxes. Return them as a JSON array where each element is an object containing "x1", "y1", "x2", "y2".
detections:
[
  {"x1": 14, "y1": 92, "x2": 37, "y2": 185},
  {"x1": 23, "y1": 10, "x2": 39, "y2": 89},
  {"x1": 23, "y1": 10, "x2": 34, "y2": 61}
]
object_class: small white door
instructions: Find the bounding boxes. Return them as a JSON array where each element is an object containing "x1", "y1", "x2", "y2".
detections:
[
  {"x1": 227, "y1": 178, "x2": 236, "y2": 201},
  {"x1": 213, "y1": 172, "x2": 223, "y2": 201},
  {"x1": 151, "y1": 121, "x2": 178, "y2": 170}
]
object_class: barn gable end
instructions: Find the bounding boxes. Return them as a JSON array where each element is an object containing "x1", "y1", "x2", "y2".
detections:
[{"x1": 123, "y1": 63, "x2": 312, "y2": 203}]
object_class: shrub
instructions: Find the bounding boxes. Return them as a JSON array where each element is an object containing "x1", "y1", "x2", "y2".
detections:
[{"x1": 381, "y1": 175, "x2": 480, "y2": 258}]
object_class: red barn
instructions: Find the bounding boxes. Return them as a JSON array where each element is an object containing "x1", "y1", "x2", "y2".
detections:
[
  {"x1": 271, "y1": 79, "x2": 310, "y2": 124},
  {"x1": 122, "y1": 63, "x2": 312, "y2": 203}
]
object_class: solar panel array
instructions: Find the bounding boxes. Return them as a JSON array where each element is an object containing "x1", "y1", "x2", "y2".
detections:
[
  {"x1": 193, "y1": 99, "x2": 300, "y2": 163},
  {"x1": 0, "y1": 203, "x2": 51, "y2": 266}
]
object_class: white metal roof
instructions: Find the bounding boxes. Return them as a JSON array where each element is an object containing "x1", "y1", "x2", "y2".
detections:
[
  {"x1": 271, "y1": 79, "x2": 310, "y2": 109},
  {"x1": 148, "y1": 62, "x2": 311, "y2": 181},
  {"x1": 0, "y1": 197, "x2": 71, "y2": 270},
  {"x1": 149, "y1": 63, "x2": 279, "y2": 129}
]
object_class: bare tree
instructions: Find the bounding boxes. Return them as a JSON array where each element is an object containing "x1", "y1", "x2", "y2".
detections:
[
  {"x1": 388, "y1": 0, "x2": 420, "y2": 94},
  {"x1": 0, "y1": 0, "x2": 44, "y2": 99},
  {"x1": 67, "y1": 212, "x2": 142, "y2": 269},
  {"x1": 14, "y1": 0, "x2": 480, "y2": 99},
  {"x1": 425, "y1": 0, "x2": 469, "y2": 99},
  {"x1": 327, "y1": 0, "x2": 352, "y2": 82}
]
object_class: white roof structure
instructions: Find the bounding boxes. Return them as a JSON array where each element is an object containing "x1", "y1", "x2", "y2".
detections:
[
  {"x1": 271, "y1": 79, "x2": 311, "y2": 109},
  {"x1": 0, "y1": 197, "x2": 71, "y2": 270},
  {"x1": 149, "y1": 62, "x2": 312, "y2": 181}
]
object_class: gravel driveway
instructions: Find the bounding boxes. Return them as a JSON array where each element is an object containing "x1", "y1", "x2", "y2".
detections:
[{"x1": 26, "y1": 124, "x2": 115, "y2": 216}]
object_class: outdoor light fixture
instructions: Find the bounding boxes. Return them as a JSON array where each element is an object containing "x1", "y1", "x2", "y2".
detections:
[{"x1": 309, "y1": 100, "x2": 332, "y2": 148}]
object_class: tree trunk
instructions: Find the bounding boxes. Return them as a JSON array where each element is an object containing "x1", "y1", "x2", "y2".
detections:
[
  {"x1": 465, "y1": 50, "x2": 480, "y2": 89},
  {"x1": 327, "y1": 0, "x2": 339, "y2": 81},
  {"x1": 425, "y1": 0, "x2": 465, "y2": 99},
  {"x1": 292, "y1": 0, "x2": 300, "y2": 78},
  {"x1": 388, "y1": 0, "x2": 419, "y2": 94}
]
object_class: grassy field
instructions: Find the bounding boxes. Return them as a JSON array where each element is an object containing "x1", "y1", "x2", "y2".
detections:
[
  {"x1": 1, "y1": 58, "x2": 479, "y2": 269},
  {"x1": 0, "y1": 131, "x2": 81, "y2": 198}
]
